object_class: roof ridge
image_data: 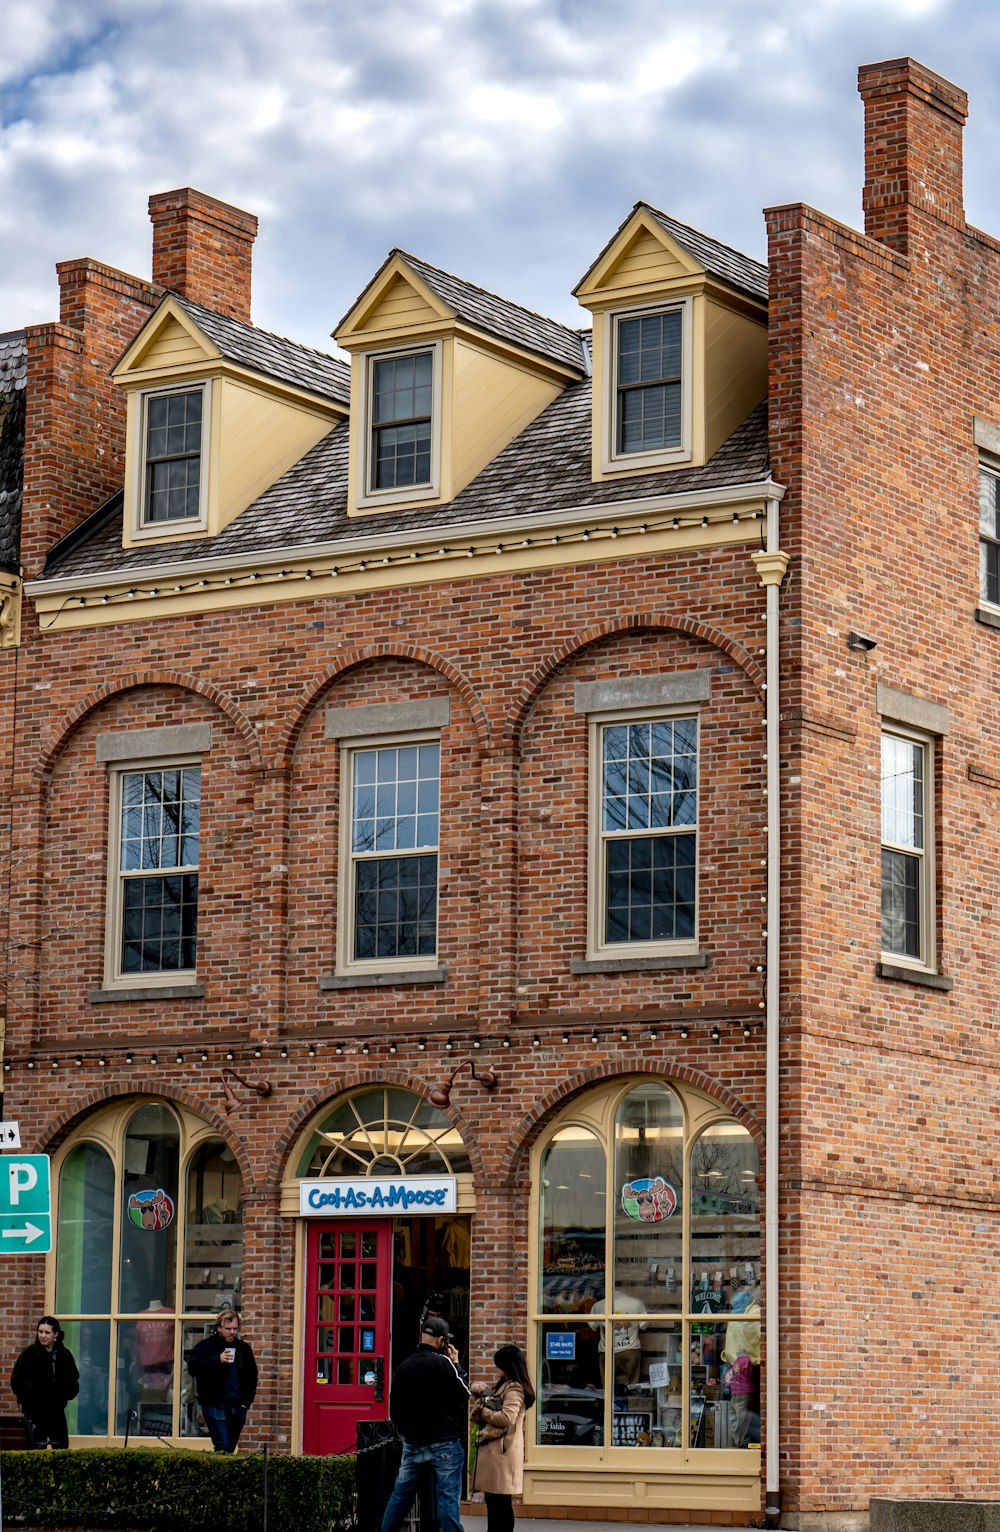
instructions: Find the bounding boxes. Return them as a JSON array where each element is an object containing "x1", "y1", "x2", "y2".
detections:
[
  {"x1": 637, "y1": 201, "x2": 768, "y2": 275},
  {"x1": 171, "y1": 292, "x2": 348, "y2": 372},
  {"x1": 393, "y1": 248, "x2": 582, "y2": 343}
]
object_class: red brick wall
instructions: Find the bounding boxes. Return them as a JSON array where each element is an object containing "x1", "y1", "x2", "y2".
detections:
[{"x1": 148, "y1": 187, "x2": 257, "y2": 322}]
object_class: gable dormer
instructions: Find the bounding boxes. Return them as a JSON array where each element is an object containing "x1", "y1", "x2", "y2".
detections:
[
  {"x1": 112, "y1": 294, "x2": 349, "y2": 547},
  {"x1": 335, "y1": 251, "x2": 586, "y2": 517},
  {"x1": 574, "y1": 203, "x2": 768, "y2": 483}
]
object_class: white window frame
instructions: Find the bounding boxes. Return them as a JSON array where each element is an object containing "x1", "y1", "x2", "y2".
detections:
[
  {"x1": 979, "y1": 456, "x2": 1000, "y2": 612},
  {"x1": 356, "y1": 342, "x2": 442, "y2": 509},
  {"x1": 880, "y1": 725, "x2": 935, "y2": 972},
  {"x1": 587, "y1": 706, "x2": 700, "y2": 962},
  {"x1": 602, "y1": 297, "x2": 692, "y2": 474},
  {"x1": 103, "y1": 754, "x2": 202, "y2": 991},
  {"x1": 336, "y1": 730, "x2": 442, "y2": 976},
  {"x1": 131, "y1": 381, "x2": 211, "y2": 540}
]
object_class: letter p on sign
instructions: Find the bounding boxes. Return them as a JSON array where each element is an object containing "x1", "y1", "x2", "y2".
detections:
[{"x1": 9, "y1": 1161, "x2": 38, "y2": 1205}]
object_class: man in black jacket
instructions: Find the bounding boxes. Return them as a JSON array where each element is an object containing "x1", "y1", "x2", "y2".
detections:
[
  {"x1": 381, "y1": 1316, "x2": 469, "y2": 1532},
  {"x1": 187, "y1": 1308, "x2": 258, "y2": 1452}
]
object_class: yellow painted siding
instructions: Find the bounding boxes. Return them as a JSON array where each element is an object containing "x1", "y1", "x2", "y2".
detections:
[
  {"x1": 704, "y1": 300, "x2": 768, "y2": 461},
  {"x1": 450, "y1": 339, "x2": 562, "y2": 494},
  {"x1": 603, "y1": 227, "x2": 693, "y2": 289},
  {"x1": 130, "y1": 315, "x2": 212, "y2": 371},
  {"x1": 361, "y1": 274, "x2": 442, "y2": 333},
  {"x1": 214, "y1": 378, "x2": 336, "y2": 533}
]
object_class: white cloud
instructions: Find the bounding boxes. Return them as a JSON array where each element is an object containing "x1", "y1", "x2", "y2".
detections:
[{"x1": 0, "y1": 0, "x2": 998, "y2": 347}]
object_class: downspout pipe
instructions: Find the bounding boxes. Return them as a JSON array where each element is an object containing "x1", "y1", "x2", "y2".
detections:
[{"x1": 752, "y1": 502, "x2": 788, "y2": 1526}]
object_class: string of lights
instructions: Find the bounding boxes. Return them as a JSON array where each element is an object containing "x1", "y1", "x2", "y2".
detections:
[
  {"x1": 1, "y1": 1015, "x2": 766, "y2": 1075},
  {"x1": 39, "y1": 506, "x2": 764, "y2": 629}
]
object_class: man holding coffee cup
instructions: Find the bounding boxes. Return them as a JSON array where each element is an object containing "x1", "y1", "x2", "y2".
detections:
[{"x1": 188, "y1": 1308, "x2": 259, "y2": 1453}]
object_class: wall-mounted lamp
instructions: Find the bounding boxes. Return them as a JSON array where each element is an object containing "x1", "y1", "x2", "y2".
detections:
[
  {"x1": 428, "y1": 1059, "x2": 497, "y2": 1108},
  {"x1": 221, "y1": 1068, "x2": 273, "y2": 1116},
  {"x1": 847, "y1": 629, "x2": 878, "y2": 652}
]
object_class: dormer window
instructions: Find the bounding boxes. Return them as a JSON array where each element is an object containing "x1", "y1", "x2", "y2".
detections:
[
  {"x1": 607, "y1": 299, "x2": 691, "y2": 470},
  {"x1": 131, "y1": 382, "x2": 210, "y2": 537},
  {"x1": 356, "y1": 343, "x2": 441, "y2": 507},
  {"x1": 372, "y1": 351, "x2": 433, "y2": 490}
]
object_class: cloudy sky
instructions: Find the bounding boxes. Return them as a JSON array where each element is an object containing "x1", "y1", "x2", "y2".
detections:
[{"x1": 2, "y1": 0, "x2": 999, "y2": 350}]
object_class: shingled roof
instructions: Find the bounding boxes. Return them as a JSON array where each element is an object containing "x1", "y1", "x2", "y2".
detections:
[
  {"x1": 0, "y1": 330, "x2": 26, "y2": 573},
  {"x1": 165, "y1": 294, "x2": 351, "y2": 406},
  {"x1": 42, "y1": 387, "x2": 769, "y2": 582},
  {"x1": 344, "y1": 250, "x2": 589, "y2": 377}
]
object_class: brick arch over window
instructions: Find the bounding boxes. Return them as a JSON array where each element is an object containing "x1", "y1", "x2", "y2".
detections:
[
  {"x1": 495, "y1": 1058, "x2": 763, "y2": 1191},
  {"x1": 503, "y1": 613, "x2": 765, "y2": 747},
  {"x1": 34, "y1": 1083, "x2": 255, "y2": 1192},
  {"x1": 274, "y1": 645, "x2": 491, "y2": 770},
  {"x1": 269, "y1": 1068, "x2": 487, "y2": 1199},
  {"x1": 33, "y1": 670, "x2": 263, "y2": 785}
]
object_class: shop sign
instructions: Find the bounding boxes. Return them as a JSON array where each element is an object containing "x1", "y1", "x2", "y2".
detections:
[
  {"x1": 545, "y1": 1332, "x2": 576, "y2": 1360},
  {"x1": 300, "y1": 1175, "x2": 457, "y2": 1216},
  {"x1": 620, "y1": 1176, "x2": 677, "y2": 1222}
]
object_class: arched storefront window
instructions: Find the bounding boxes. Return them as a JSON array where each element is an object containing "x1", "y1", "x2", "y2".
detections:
[
  {"x1": 53, "y1": 1100, "x2": 243, "y2": 1443},
  {"x1": 533, "y1": 1077, "x2": 760, "y2": 1465},
  {"x1": 296, "y1": 1086, "x2": 472, "y2": 1177}
]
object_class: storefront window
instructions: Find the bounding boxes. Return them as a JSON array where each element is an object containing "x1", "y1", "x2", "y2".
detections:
[
  {"x1": 532, "y1": 1078, "x2": 761, "y2": 1459},
  {"x1": 52, "y1": 1099, "x2": 243, "y2": 1442},
  {"x1": 297, "y1": 1087, "x2": 472, "y2": 1177}
]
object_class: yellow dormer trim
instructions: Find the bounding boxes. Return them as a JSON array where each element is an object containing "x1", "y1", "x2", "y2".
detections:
[
  {"x1": 576, "y1": 207, "x2": 767, "y2": 484},
  {"x1": 113, "y1": 298, "x2": 346, "y2": 549},
  {"x1": 338, "y1": 256, "x2": 453, "y2": 340}
]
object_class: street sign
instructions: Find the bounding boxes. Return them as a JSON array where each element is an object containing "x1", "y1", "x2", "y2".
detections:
[
  {"x1": 0, "y1": 1155, "x2": 52, "y2": 1253},
  {"x1": 0, "y1": 1121, "x2": 21, "y2": 1149}
]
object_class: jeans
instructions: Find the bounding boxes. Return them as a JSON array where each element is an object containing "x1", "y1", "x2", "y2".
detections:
[
  {"x1": 380, "y1": 1436, "x2": 465, "y2": 1532},
  {"x1": 202, "y1": 1402, "x2": 248, "y2": 1453}
]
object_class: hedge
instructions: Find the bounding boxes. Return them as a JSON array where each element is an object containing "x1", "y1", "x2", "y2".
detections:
[{"x1": 0, "y1": 1447, "x2": 355, "y2": 1532}]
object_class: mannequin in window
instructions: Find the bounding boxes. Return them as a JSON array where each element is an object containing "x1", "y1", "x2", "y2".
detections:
[
  {"x1": 722, "y1": 1291, "x2": 761, "y2": 1448},
  {"x1": 597, "y1": 1292, "x2": 647, "y2": 1386}
]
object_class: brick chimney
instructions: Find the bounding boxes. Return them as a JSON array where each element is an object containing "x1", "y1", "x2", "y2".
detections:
[
  {"x1": 858, "y1": 58, "x2": 968, "y2": 254},
  {"x1": 148, "y1": 188, "x2": 258, "y2": 322}
]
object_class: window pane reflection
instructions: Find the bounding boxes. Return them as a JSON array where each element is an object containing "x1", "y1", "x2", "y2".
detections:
[
  {"x1": 607, "y1": 1322, "x2": 681, "y2": 1448},
  {"x1": 537, "y1": 1322, "x2": 603, "y2": 1445},
  {"x1": 180, "y1": 1320, "x2": 217, "y2": 1441},
  {"x1": 540, "y1": 1128, "x2": 606, "y2": 1315},
  {"x1": 689, "y1": 1124, "x2": 760, "y2": 1315},
  {"x1": 115, "y1": 1317, "x2": 174, "y2": 1438},
  {"x1": 119, "y1": 1105, "x2": 179, "y2": 1313},
  {"x1": 183, "y1": 1139, "x2": 243, "y2": 1313},
  {"x1": 613, "y1": 1084, "x2": 683, "y2": 1313},
  {"x1": 56, "y1": 1144, "x2": 114, "y2": 1314},
  {"x1": 689, "y1": 1313, "x2": 761, "y2": 1449},
  {"x1": 61, "y1": 1320, "x2": 110, "y2": 1437}
]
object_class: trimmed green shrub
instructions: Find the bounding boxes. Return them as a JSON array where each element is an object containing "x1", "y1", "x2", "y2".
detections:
[{"x1": 0, "y1": 1447, "x2": 355, "y2": 1532}]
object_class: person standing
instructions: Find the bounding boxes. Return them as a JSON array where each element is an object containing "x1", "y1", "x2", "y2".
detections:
[
  {"x1": 469, "y1": 1344, "x2": 535, "y2": 1532},
  {"x1": 11, "y1": 1316, "x2": 79, "y2": 1449},
  {"x1": 187, "y1": 1307, "x2": 258, "y2": 1452},
  {"x1": 381, "y1": 1316, "x2": 469, "y2": 1532}
]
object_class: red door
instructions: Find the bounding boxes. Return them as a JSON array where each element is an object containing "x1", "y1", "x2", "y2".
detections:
[{"x1": 303, "y1": 1221, "x2": 393, "y2": 1455}]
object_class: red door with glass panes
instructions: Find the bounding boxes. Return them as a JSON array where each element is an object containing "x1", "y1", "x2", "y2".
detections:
[{"x1": 303, "y1": 1222, "x2": 392, "y2": 1455}]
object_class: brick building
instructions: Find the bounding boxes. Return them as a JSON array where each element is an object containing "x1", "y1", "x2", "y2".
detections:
[{"x1": 0, "y1": 55, "x2": 997, "y2": 1530}]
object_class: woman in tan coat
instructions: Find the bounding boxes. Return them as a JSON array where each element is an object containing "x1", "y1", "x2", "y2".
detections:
[{"x1": 469, "y1": 1344, "x2": 535, "y2": 1532}]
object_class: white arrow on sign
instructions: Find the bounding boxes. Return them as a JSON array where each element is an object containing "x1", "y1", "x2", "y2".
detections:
[
  {"x1": 0, "y1": 1121, "x2": 21, "y2": 1148},
  {"x1": 1, "y1": 1221, "x2": 45, "y2": 1245}
]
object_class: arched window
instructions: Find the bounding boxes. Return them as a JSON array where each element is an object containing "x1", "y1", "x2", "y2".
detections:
[
  {"x1": 53, "y1": 1100, "x2": 244, "y2": 1444},
  {"x1": 532, "y1": 1077, "x2": 760, "y2": 1462},
  {"x1": 296, "y1": 1087, "x2": 472, "y2": 1177}
]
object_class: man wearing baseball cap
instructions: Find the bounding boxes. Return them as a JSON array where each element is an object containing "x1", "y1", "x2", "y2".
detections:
[{"x1": 381, "y1": 1315, "x2": 469, "y2": 1532}]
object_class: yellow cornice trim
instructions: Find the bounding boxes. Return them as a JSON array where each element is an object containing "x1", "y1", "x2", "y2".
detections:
[
  {"x1": 112, "y1": 296, "x2": 219, "y2": 379},
  {"x1": 575, "y1": 206, "x2": 704, "y2": 304},
  {"x1": 118, "y1": 358, "x2": 348, "y2": 421},
  {"x1": 340, "y1": 318, "x2": 581, "y2": 385},
  {"x1": 0, "y1": 574, "x2": 22, "y2": 649},
  {"x1": 26, "y1": 490, "x2": 774, "y2": 633},
  {"x1": 335, "y1": 253, "x2": 454, "y2": 343}
]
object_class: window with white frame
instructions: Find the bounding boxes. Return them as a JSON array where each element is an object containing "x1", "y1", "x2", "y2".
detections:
[
  {"x1": 107, "y1": 762, "x2": 201, "y2": 983},
  {"x1": 880, "y1": 728, "x2": 933, "y2": 966},
  {"x1": 979, "y1": 459, "x2": 1000, "y2": 607},
  {"x1": 368, "y1": 350, "x2": 434, "y2": 493},
  {"x1": 342, "y1": 738, "x2": 439, "y2": 966},
  {"x1": 591, "y1": 714, "x2": 698, "y2": 956},
  {"x1": 607, "y1": 301, "x2": 690, "y2": 468},
  {"x1": 140, "y1": 387, "x2": 206, "y2": 527}
]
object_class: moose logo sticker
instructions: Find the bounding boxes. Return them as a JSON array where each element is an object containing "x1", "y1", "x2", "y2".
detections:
[
  {"x1": 127, "y1": 1188, "x2": 175, "y2": 1232},
  {"x1": 621, "y1": 1176, "x2": 677, "y2": 1222}
]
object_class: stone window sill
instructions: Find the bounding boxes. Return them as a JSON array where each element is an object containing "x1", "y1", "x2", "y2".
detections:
[
  {"x1": 875, "y1": 962, "x2": 953, "y2": 992},
  {"x1": 570, "y1": 952, "x2": 710, "y2": 976},
  {"x1": 319, "y1": 968, "x2": 447, "y2": 991},
  {"x1": 89, "y1": 983, "x2": 205, "y2": 1004},
  {"x1": 975, "y1": 605, "x2": 1000, "y2": 632}
]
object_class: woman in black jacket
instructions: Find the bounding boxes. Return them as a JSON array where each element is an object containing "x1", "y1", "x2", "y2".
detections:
[
  {"x1": 11, "y1": 1316, "x2": 79, "y2": 1449},
  {"x1": 187, "y1": 1308, "x2": 258, "y2": 1452}
]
